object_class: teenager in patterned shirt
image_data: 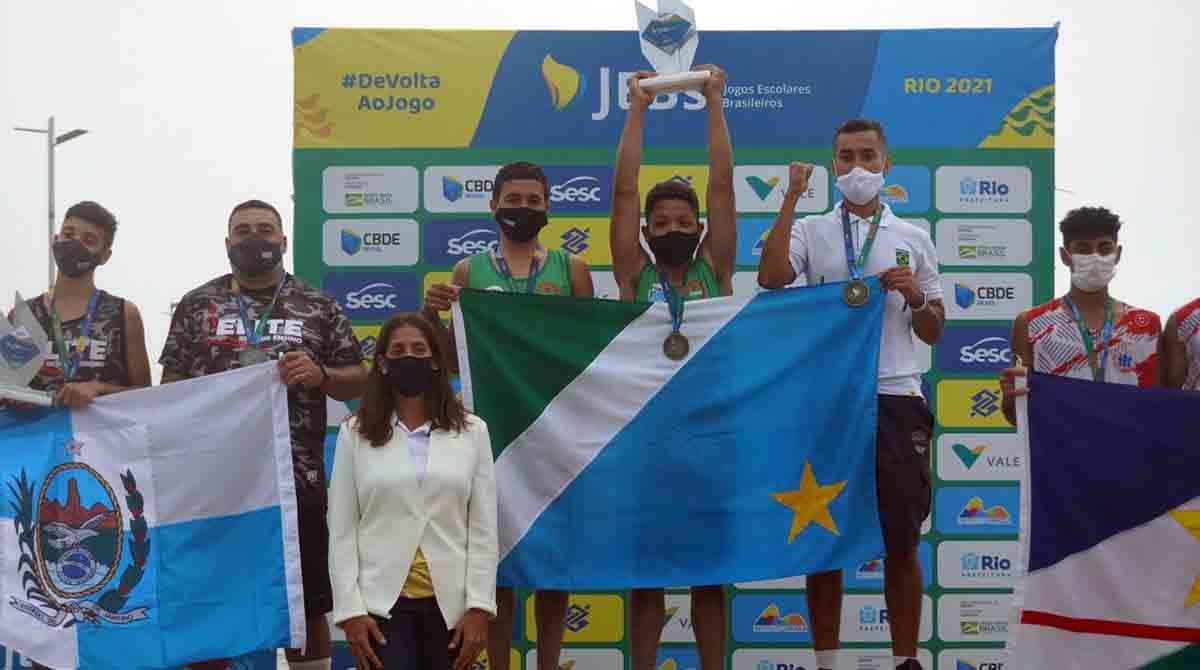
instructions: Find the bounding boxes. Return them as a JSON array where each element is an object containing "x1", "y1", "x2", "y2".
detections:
[
  {"x1": 1001, "y1": 206, "x2": 1161, "y2": 424},
  {"x1": 160, "y1": 199, "x2": 367, "y2": 670},
  {"x1": 1158, "y1": 297, "x2": 1200, "y2": 390}
]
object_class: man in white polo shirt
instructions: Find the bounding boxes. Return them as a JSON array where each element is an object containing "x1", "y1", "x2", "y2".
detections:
[{"x1": 757, "y1": 118, "x2": 944, "y2": 670}]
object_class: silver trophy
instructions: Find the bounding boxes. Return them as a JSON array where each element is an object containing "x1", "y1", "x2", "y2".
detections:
[
  {"x1": 0, "y1": 292, "x2": 53, "y2": 406},
  {"x1": 635, "y1": 0, "x2": 710, "y2": 94}
]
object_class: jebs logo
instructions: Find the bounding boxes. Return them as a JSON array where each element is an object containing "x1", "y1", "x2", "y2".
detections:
[
  {"x1": 447, "y1": 229, "x2": 500, "y2": 257},
  {"x1": 7, "y1": 463, "x2": 151, "y2": 628},
  {"x1": 952, "y1": 443, "x2": 987, "y2": 469},
  {"x1": 752, "y1": 603, "x2": 808, "y2": 633},
  {"x1": 957, "y1": 496, "x2": 1012, "y2": 526},
  {"x1": 970, "y1": 389, "x2": 1000, "y2": 418},
  {"x1": 561, "y1": 227, "x2": 591, "y2": 255},
  {"x1": 745, "y1": 176, "x2": 780, "y2": 201},
  {"x1": 341, "y1": 228, "x2": 363, "y2": 256},
  {"x1": 542, "y1": 54, "x2": 587, "y2": 112}
]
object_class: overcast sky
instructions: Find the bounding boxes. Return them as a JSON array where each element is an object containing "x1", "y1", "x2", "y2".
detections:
[{"x1": 2, "y1": 1, "x2": 1196, "y2": 379}]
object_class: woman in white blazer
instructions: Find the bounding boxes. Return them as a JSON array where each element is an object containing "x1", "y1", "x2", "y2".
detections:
[{"x1": 329, "y1": 312, "x2": 498, "y2": 670}]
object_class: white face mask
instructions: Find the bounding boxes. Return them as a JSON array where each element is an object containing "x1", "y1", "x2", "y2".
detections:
[
  {"x1": 836, "y1": 166, "x2": 885, "y2": 206},
  {"x1": 1070, "y1": 252, "x2": 1118, "y2": 292}
]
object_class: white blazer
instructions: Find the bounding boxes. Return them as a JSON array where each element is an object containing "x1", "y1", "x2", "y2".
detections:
[{"x1": 328, "y1": 414, "x2": 498, "y2": 629}]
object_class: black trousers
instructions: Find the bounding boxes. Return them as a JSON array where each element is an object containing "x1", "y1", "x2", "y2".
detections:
[{"x1": 371, "y1": 597, "x2": 455, "y2": 670}]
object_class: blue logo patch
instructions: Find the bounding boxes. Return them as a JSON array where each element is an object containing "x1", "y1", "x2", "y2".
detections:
[
  {"x1": 935, "y1": 486, "x2": 1021, "y2": 537},
  {"x1": 735, "y1": 218, "x2": 775, "y2": 268},
  {"x1": 340, "y1": 228, "x2": 363, "y2": 256},
  {"x1": 321, "y1": 272, "x2": 420, "y2": 321},
  {"x1": 0, "y1": 330, "x2": 41, "y2": 369},
  {"x1": 422, "y1": 220, "x2": 501, "y2": 267},
  {"x1": 443, "y1": 176, "x2": 464, "y2": 202},
  {"x1": 955, "y1": 283, "x2": 977, "y2": 309},
  {"x1": 937, "y1": 326, "x2": 1013, "y2": 374},
  {"x1": 543, "y1": 166, "x2": 613, "y2": 214}
]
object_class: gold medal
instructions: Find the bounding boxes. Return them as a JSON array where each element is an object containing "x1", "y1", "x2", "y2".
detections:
[
  {"x1": 663, "y1": 332, "x2": 690, "y2": 361},
  {"x1": 843, "y1": 280, "x2": 870, "y2": 307},
  {"x1": 73, "y1": 336, "x2": 89, "y2": 353}
]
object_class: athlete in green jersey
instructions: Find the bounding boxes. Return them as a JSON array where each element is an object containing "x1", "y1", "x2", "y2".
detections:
[
  {"x1": 611, "y1": 64, "x2": 737, "y2": 670},
  {"x1": 423, "y1": 161, "x2": 592, "y2": 670}
]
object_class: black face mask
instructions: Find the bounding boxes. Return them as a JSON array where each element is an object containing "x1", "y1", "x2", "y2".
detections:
[
  {"x1": 228, "y1": 237, "x2": 283, "y2": 275},
  {"x1": 383, "y1": 355, "x2": 437, "y2": 397},
  {"x1": 53, "y1": 239, "x2": 98, "y2": 278},
  {"x1": 495, "y1": 207, "x2": 548, "y2": 243},
  {"x1": 647, "y1": 231, "x2": 701, "y2": 267}
]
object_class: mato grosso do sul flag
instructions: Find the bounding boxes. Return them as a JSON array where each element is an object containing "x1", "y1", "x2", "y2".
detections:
[
  {"x1": 1009, "y1": 373, "x2": 1200, "y2": 669},
  {"x1": 0, "y1": 364, "x2": 305, "y2": 669},
  {"x1": 453, "y1": 280, "x2": 887, "y2": 589}
]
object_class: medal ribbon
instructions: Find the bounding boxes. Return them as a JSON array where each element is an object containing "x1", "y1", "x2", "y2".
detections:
[
  {"x1": 656, "y1": 271, "x2": 685, "y2": 335},
  {"x1": 841, "y1": 205, "x2": 884, "y2": 281},
  {"x1": 492, "y1": 251, "x2": 542, "y2": 295},
  {"x1": 1063, "y1": 295, "x2": 1114, "y2": 383},
  {"x1": 48, "y1": 287, "x2": 99, "y2": 382},
  {"x1": 232, "y1": 275, "x2": 288, "y2": 349}
]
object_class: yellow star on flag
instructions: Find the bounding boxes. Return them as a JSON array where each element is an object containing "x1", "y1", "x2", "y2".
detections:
[
  {"x1": 1169, "y1": 509, "x2": 1200, "y2": 608},
  {"x1": 770, "y1": 461, "x2": 848, "y2": 543}
]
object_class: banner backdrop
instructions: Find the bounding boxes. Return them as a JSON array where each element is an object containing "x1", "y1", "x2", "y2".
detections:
[{"x1": 290, "y1": 26, "x2": 1056, "y2": 670}]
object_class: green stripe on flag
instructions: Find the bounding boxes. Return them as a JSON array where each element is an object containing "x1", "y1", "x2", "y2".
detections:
[
  {"x1": 1141, "y1": 645, "x2": 1200, "y2": 669},
  {"x1": 458, "y1": 290, "x2": 650, "y2": 455}
]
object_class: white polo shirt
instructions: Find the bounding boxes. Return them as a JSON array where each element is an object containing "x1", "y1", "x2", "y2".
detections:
[{"x1": 788, "y1": 201, "x2": 942, "y2": 397}]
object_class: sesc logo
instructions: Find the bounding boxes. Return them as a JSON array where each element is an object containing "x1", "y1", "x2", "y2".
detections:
[
  {"x1": 423, "y1": 220, "x2": 500, "y2": 266},
  {"x1": 936, "y1": 166, "x2": 1032, "y2": 214},
  {"x1": 322, "y1": 272, "x2": 420, "y2": 321},
  {"x1": 543, "y1": 167, "x2": 613, "y2": 214},
  {"x1": 937, "y1": 327, "x2": 1012, "y2": 373}
]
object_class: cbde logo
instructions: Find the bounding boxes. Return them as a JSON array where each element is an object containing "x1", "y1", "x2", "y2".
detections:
[
  {"x1": 937, "y1": 326, "x2": 1012, "y2": 373},
  {"x1": 942, "y1": 273, "x2": 1032, "y2": 321},
  {"x1": 322, "y1": 220, "x2": 419, "y2": 267},
  {"x1": 424, "y1": 166, "x2": 502, "y2": 213},
  {"x1": 322, "y1": 272, "x2": 420, "y2": 321}
]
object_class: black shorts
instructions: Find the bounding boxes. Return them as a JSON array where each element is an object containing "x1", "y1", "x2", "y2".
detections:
[
  {"x1": 298, "y1": 499, "x2": 333, "y2": 618},
  {"x1": 875, "y1": 394, "x2": 933, "y2": 555}
]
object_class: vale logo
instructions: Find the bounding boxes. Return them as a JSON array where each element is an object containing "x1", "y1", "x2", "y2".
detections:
[
  {"x1": 745, "y1": 176, "x2": 781, "y2": 201},
  {"x1": 953, "y1": 443, "x2": 987, "y2": 469},
  {"x1": 542, "y1": 54, "x2": 587, "y2": 112}
]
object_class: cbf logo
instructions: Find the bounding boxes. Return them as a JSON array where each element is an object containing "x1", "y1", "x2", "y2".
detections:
[
  {"x1": 955, "y1": 283, "x2": 1015, "y2": 310},
  {"x1": 7, "y1": 462, "x2": 151, "y2": 629}
]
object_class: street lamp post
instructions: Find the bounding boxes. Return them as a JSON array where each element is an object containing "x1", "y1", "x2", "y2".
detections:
[{"x1": 14, "y1": 116, "x2": 89, "y2": 289}]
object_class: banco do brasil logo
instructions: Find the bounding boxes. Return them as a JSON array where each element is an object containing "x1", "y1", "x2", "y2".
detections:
[{"x1": 542, "y1": 54, "x2": 587, "y2": 112}]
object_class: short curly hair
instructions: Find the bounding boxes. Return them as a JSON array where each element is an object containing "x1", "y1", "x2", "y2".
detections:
[
  {"x1": 644, "y1": 178, "x2": 700, "y2": 221},
  {"x1": 1059, "y1": 206, "x2": 1121, "y2": 244}
]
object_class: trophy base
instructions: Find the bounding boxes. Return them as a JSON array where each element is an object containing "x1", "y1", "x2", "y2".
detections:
[
  {"x1": 0, "y1": 384, "x2": 54, "y2": 407},
  {"x1": 641, "y1": 70, "x2": 711, "y2": 95}
]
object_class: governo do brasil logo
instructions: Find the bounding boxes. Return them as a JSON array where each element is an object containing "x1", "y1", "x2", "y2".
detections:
[{"x1": 542, "y1": 54, "x2": 587, "y2": 111}]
